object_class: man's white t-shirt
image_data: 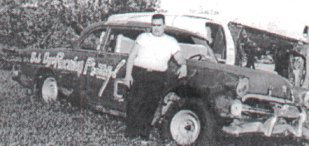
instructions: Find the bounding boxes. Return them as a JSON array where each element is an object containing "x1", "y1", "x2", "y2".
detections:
[{"x1": 134, "y1": 33, "x2": 181, "y2": 72}]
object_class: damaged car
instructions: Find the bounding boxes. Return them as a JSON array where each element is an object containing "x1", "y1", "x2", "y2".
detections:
[{"x1": 3, "y1": 20, "x2": 309, "y2": 145}]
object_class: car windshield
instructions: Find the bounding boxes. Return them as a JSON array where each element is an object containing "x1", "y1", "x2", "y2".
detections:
[{"x1": 165, "y1": 29, "x2": 218, "y2": 62}]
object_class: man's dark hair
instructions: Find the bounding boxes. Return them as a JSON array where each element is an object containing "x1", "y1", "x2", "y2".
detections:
[{"x1": 152, "y1": 14, "x2": 165, "y2": 24}]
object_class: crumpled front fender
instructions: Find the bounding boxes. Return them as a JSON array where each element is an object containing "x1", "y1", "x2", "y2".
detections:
[
  {"x1": 292, "y1": 86, "x2": 309, "y2": 108},
  {"x1": 151, "y1": 92, "x2": 181, "y2": 126}
]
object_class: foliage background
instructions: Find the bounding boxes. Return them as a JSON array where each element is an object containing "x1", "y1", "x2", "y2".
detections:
[{"x1": 0, "y1": 0, "x2": 158, "y2": 49}]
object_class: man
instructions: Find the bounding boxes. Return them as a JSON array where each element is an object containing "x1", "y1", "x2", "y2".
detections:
[
  {"x1": 297, "y1": 25, "x2": 309, "y2": 88},
  {"x1": 289, "y1": 42, "x2": 306, "y2": 86},
  {"x1": 237, "y1": 29, "x2": 257, "y2": 69},
  {"x1": 124, "y1": 14, "x2": 187, "y2": 141}
]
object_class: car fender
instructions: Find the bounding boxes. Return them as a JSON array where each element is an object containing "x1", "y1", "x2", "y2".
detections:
[
  {"x1": 35, "y1": 67, "x2": 56, "y2": 87},
  {"x1": 151, "y1": 80, "x2": 210, "y2": 126}
]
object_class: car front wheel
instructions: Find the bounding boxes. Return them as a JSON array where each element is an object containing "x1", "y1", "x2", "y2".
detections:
[
  {"x1": 170, "y1": 109, "x2": 201, "y2": 145},
  {"x1": 160, "y1": 98, "x2": 215, "y2": 146}
]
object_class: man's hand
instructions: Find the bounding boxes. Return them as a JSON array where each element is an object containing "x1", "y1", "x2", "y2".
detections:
[
  {"x1": 177, "y1": 65, "x2": 187, "y2": 79},
  {"x1": 124, "y1": 75, "x2": 133, "y2": 88}
]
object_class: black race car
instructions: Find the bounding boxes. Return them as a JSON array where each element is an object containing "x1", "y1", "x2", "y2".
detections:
[{"x1": 4, "y1": 20, "x2": 309, "y2": 145}]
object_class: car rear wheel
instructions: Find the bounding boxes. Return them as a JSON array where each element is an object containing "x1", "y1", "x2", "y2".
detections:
[
  {"x1": 40, "y1": 76, "x2": 58, "y2": 103},
  {"x1": 159, "y1": 98, "x2": 215, "y2": 146}
]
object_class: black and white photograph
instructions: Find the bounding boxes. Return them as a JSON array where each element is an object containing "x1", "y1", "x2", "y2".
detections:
[{"x1": 0, "y1": 0, "x2": 309, "y2": 145}]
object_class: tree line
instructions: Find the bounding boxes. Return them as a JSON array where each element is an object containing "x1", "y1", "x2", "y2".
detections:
[{"x1": 0, "y1": 0, "x2": 158, "y2": 49}]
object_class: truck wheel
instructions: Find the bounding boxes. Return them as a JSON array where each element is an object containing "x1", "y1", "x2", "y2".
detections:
[
  {"x1": 159, "y1": 98, "x2": 215, "y2": 146},
  {"x1": 40, "y1": 76, "x2": 58, "y2": 103}
]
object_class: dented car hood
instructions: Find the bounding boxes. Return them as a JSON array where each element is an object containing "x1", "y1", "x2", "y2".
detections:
[{"x1": 187, "y1": 60, "x2": 293, "y2": 99}]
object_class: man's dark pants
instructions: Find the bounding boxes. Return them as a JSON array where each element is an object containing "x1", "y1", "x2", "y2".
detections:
[{"x1": 125, "y1": 66, "x2": 168, "y2": 139}]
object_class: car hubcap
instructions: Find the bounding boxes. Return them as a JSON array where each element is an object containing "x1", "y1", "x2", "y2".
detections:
[
  {"x1": 41, "y1": 77, "x2": 58, "y2": 103},
  {"x1": 170, "y1": 109, "x2": 201, "y2": 145}
]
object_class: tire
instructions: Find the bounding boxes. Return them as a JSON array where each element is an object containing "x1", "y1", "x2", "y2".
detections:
[
  {"x1": 159, "y1": 98, "x2": 215, "y2": 146},
  {"x1": 39, "y1": 76, "x2": 58, "y2": 103}
]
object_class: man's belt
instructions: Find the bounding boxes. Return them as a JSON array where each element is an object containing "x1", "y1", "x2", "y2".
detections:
[{"x1": 134, "y1": 66, "x2": 165, "y2": 72}]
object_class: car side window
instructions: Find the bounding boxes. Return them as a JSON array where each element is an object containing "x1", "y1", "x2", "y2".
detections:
[
  {"x1": 206, "y1": 23, "x2": 227, "y2": 60},
  {"x1": 106, "y1": 28, "x2": 144, "y2": 54},
  {"x1": 80, "y1": 28, "x2": 107, "y2": 51}
]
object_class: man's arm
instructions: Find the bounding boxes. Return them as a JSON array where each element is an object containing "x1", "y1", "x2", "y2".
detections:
[
  {"x1": 301, "y1": 45, "x2": 309, "y2": 88},
  {"x1": 124, "y1": 43, "x2": 139, "y2": 87},
  {"x1": 173, "y1": 51, "x2": 187, "y2": 78}
]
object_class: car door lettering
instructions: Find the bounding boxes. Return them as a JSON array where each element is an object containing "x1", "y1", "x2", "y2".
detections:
[
  {"x1": 83, "y1": 57, "x2": 114, "y2": 79},
  {"x1": 31, "y1": 52, "x2": 85, "y2": 75},
  {"x1": 30, "y1": 52, "x2": 42, "y2": 63},
  {"x1": 30, "y1": 52, "x2": 127, "y2": 98},
  {"x1": 83, "y1": 57, "x2": 96, "y2": 75},
  {"x1": 98, "y1": 59, "x2": 126, "y2": 97}
]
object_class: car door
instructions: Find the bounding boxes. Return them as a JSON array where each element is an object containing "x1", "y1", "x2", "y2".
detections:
[
  {"x1": 83, "y1": 25, "x2": 147, "y2": 114},
  {"x1": 72, "y1": 24, "x2": 113, "y2": 106}
]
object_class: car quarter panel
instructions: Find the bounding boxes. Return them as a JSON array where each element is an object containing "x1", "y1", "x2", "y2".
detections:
[{"x1": 14, "y1": 48, "x2": 97, "y2": 90}]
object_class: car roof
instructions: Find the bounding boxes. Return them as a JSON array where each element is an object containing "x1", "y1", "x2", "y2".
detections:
[
  {"x1": 108, "y1": 12, "x2": 305, "y2": 44},
  {"x1": 75, "y1": 20, "x2": 209, "y2": 49},
  {"x1": 80, "y1": 20, "x2": 207, "y2": 40},
  {"x1": 107, "y1": 12, "x2": 232, "y2": 27},
  {"x1": 107, "y1": 12, "x2": 213, "y2": 22},
  {"x1": 107, "y1": 12, "x2": 216, "y2": 38}
]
